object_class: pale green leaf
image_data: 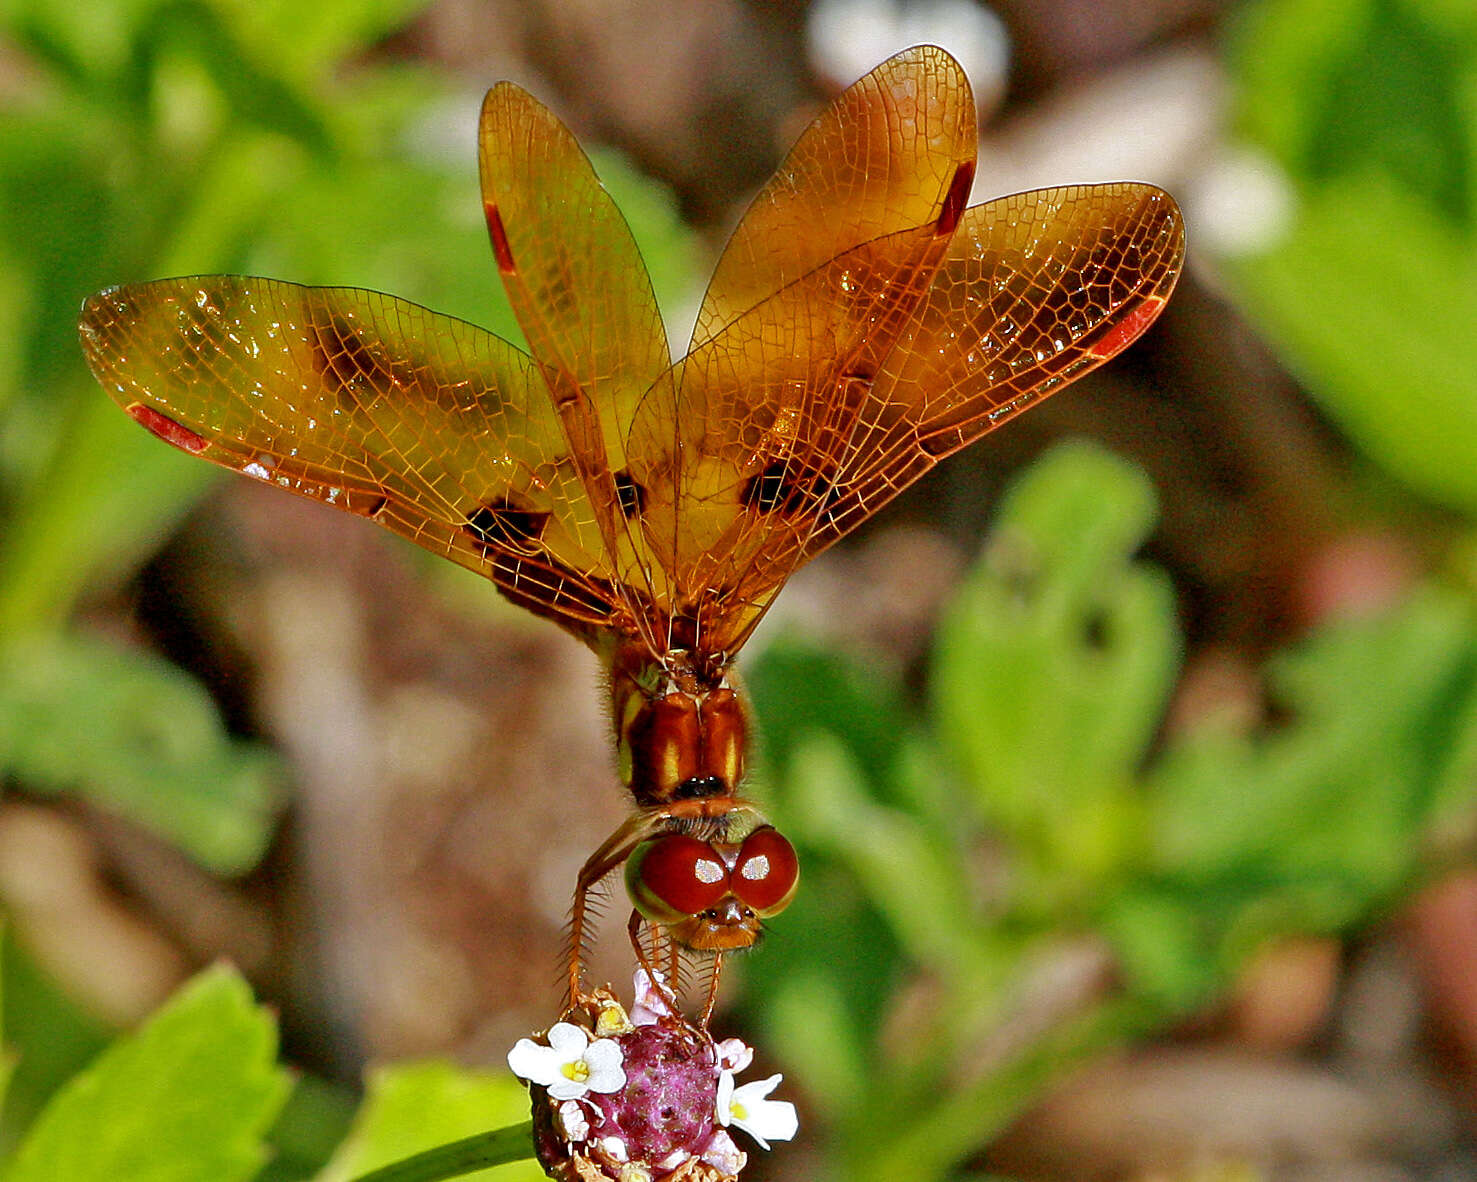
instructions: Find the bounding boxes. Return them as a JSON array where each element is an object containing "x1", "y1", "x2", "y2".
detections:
[
  {"x1": 318, "y1": 1061, "x2": 543, "y2": 1182},
  {"x1": 7, "y1": 965, "x2": 289, "y2": 1182},
  {"x1": 0, "y1": 632, "x2": 285, "y2": 874}
]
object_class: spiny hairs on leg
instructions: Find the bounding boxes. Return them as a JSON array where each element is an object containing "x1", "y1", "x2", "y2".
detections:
[
  {"x1": 563, "y1": 874, "x2": 613, "y2": 1003},
  {"x1": 669, "y1": 941, "x2": 695, "y2": 1001}
]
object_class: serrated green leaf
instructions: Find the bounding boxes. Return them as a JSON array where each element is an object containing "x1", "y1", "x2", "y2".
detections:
[
  {"x1": 317, "y1": 1061, "x2": 543, "y2": 1182},
  {"x1": 931, "y1": 442, "x2": 1179, "y2": 872},
  {"x1": 0, "y1": 632, "x2": 285, "y2": 874},
  {"x1": 7, "y1": 964, "x2": 289, "y2": 1182}
]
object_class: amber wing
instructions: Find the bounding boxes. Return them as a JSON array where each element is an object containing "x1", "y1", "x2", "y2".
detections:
[
  {"x1": 78, "y1": 278, "x2": 629, "y2": 636},
  {"x1": 646, "y1": 182, "x2": 1185, "y2": 657},
  {"x1": 688, "y1": 44, "x2": 978, "y2": 348},
  {"x1": 477, "y1": 46, "x2": 983, "y2": 659},
  {"x1": 626, "y1": 46, "x2": 983, "y2": 654},
  {"x1": 479, "y1": 82, "x2": 674, "y2": 649}
]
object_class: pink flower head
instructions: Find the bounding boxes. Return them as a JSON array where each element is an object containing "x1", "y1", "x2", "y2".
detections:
[{"x1": 510, "y1": 976, "x2": 799, "y2": 1181}]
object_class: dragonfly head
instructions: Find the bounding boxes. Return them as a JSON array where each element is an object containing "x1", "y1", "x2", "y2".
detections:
[{"x1": 624, "y1": 821, "x2": 799, "y2": 952}]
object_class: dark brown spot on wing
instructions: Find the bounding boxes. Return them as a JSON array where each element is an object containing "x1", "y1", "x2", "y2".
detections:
[
  {"x1": 614, "y1": 469, "x2": 645, "y2": 518},
  {"x1": 741, "y1": 461, "x2": 791, "y2": 515},
  {"x1": 668, "y1": 610, "x2": 699, "y2": 652},
  {"x1": 310, "y1": 312, "x2": 424, "y2": 417},
  {"x1": 740, "y1": 459, "x2": 835, "y2": 517},
  {"x1": 488, "y1": 551, "x2": 618, "y2": 627},
  {"x1": 464, "y1": 499, "x2": 551, "y2": 552}
]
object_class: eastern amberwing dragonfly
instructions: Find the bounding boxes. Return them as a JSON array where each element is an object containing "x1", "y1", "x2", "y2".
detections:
[{"x1": 79, "y1": 45, "x2": 1184, "y2": 1019}]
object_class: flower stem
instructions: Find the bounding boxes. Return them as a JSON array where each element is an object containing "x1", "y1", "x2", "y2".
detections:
[{"x1": 346, "y1": 1121, "x2": 535, "y2": 1182}]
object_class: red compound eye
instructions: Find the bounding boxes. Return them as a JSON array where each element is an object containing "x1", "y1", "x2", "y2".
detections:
[
  {"x1": 626, "y1": 835, "x2": 730, "y2": 923},
  {"x1": 730, "y1": 827, "x2": 799, "y2": 917}
]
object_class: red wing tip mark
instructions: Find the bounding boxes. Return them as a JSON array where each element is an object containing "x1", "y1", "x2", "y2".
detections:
[
  {"x1": 126, "y1": 403, "x2": 209, "y2": 454},
  {"x1": 484, "y1": 203, "x2": 517, "y2": 273},
  {"x1": 1087, "y1": 296, "x2": 1168, "y2": 361},
  {"x1": 935, "y1": 160, "x2": 976, "y2": 237}
]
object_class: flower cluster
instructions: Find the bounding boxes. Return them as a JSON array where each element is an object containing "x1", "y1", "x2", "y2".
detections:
[{"x1": 508, "y1": 972, "x2": 798, "y2": 1181}]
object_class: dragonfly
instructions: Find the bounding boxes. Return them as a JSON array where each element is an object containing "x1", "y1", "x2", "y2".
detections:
[{"x1": 79, "y1": 45, "x2": 1184, "y2": 1021}]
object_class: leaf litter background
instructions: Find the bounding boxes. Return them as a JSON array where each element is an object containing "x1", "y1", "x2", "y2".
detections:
[{"x1": 4, "y1": 0, "x2": 1477, "y2": 1180}]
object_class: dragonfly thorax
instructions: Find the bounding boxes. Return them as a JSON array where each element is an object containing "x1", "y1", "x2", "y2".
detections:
[{"x1": 613, "y1": 649, "x2": 748, "y2": 809}]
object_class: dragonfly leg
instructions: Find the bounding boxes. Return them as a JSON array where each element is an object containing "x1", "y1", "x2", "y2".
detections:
[{"x1": 699, "y1": 952, "x2": 725, "y2": 1029}]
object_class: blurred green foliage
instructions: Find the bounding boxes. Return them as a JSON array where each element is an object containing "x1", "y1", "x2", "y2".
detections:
[
  {"x1": 1227, "y1": 0, "x2": 1477, "y2": 514},
  {"x1": 746, "y1": 443, "x2": 1477, "y2": 1182},
  {"x1": 0, "y1": 633, "x2": 280, "y2": 873}
]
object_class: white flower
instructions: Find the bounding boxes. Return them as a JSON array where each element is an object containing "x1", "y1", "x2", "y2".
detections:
[
  {"x1": 507, "y1": 1021, "x2": 626, "y2": 1101},
  {"x1": 716, "y1": 1071, "x2": 799, "y2": 1150}
]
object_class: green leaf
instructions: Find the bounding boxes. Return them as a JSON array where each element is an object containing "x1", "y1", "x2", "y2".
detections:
[
  {"x1": 135, "y1": 1, "x2": 334, "y2": 159},
  {"x1": 785, "y1": 734, "x2": 986, "y2": 979},
  {"x1": 746, "y1": 639, "x2": 912, "y2": 805},
  {"x1": 0, "y1": 927, "x2": 15, "y2": 1121},
  {"x1": 6, "y1": 965, "x2": 289, "y2": 1182},
  {"x1": 0, "y1": 391, "x2": 218, "y2": 640},
  {"x1": 256, "y1": 1075, "x2": 358, "y2": 1182},
  {"x1": 1304, "y1": 0, "x2": 1471, "y2": 225},
  {"x1": 1233, "y1": 0, "x2": 1475, "y2": 226},
  {"x1": 1149, "y1": 587, "x2": 1477, "y2": 929},
  {"x1": 1099, "y1": 889, "x2": 1222, "y2": 1012},
  {"x1": 0, "y1": 632, "x2": 285, "y2": 875},
  {"x1": 1227, "y1": 0, "x2": 1477, "y2": 513},
  {"x1": 1228, "y1": 176, "x2": 1477, "y2": 515},
  {"x1": 758, "y1": 971, "x2": 867, "y2": 1125},
  {"x1": 318, "y1": 1062, "x2": 543, "y2": 1182},
  {"x1": 0, "y1": 939, "x2": 112, "y2": 1150},
  {"x1": 931, "y1": 441, "x2": 1178, "y2": 879}
]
